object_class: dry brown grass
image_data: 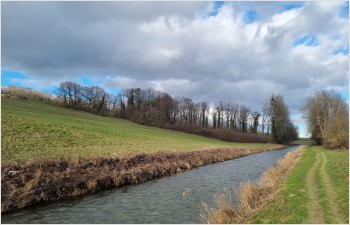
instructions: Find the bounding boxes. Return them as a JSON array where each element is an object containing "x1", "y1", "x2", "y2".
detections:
[
  {"x1": 201, "y1": 188, "x2": 240, "y2": 224},
  {"x1": 86, "y1": 180, "x2": 98, "y2": 192},
  {"x1": 23, "y1": 170, "x2": 42, "y2": 193},
  {"x1": 163, "y1": 124, "x2": 273, "y2": 144},
  {"x1": 201, "y1": 146, "x2": 305, "y2": 224},
  {"x1": 3, "y1": 86, "x2": 54, "y2": 102},
  {"x1": 1, "y1": 146, "x2": 283, "y2": 213}
]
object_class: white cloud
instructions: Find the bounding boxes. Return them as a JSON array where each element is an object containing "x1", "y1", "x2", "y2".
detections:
[{"x1": 2, "y1": 1, "x2": 349, "y2": 137}]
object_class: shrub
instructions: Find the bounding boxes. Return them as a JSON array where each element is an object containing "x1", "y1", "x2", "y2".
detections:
[
  {"x1": 4, "y1": 86, "x2": 54, "y2": 102},
  {"x1": 162, "y1": 125, "x2": 273, "y2": 143},
  {"x1": 323, "y1": 114, "x2": 349, "y2": 149}
]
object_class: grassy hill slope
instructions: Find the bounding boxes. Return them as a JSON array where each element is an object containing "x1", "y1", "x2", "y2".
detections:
[{"x1": 2, "y1": 98, "x2": 278, "y2": 162}]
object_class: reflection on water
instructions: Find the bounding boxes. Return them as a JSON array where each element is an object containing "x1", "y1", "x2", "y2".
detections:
[{"x1": 2, "y1": 146, "x2": 299, "y2": 224}]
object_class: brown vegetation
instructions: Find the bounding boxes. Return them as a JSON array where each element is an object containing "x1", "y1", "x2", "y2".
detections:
[
  {"x1": 200, "y1": 146, "x2": 305, "y2": 224},
  {"x1": 162, "y1": 125, "x2": 272, "y2": 143},
  {"x1": 1, "y1": 146, "x2": 282, "y2": 214},
  {"x1": 323, "y1": 114, "x2": 349, "y2": 149},
  {"x1": 1, "y1": 86, "x2": 54, "y2": 102},
  {"x1": 302, "y1": 90, "x2": 348, "y2": 148}
]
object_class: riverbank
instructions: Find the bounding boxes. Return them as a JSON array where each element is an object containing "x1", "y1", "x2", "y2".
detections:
[
  {"x1": 1, "y1": 145, "x2": 283, "y2": 214},
  {"x1": 201, "y1": 145, "x2": 305, "y2": 223},
  {"x1": 250, "y1": 146, "x2": 349, "y2": 224}
]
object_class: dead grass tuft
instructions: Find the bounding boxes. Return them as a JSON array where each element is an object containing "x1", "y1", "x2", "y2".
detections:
[
  {"x1": 86, "y1": 180, "x2": 98, "y2": 192},
  {"x1": 201, "y1": 189, "x2": 240, "y2": 224},
  {"x1": 237, "y1": 182, "x2": 261, "y2": 214},
  {"x1": 202, "y1": 146, "x2": 305, "y2": 223},
  {"x1": 260, "y1": 168, "x2": 279, "y2": 188},
  {"x1": 23, "y1": 170, "x2": 42, "y2": 193}
]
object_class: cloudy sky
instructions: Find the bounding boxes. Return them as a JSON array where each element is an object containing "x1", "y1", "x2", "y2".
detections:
[{"x1": 2, "y1": 1, "x2": 349, "y2": 137}]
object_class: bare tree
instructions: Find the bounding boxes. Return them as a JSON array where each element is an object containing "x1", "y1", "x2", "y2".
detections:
[
  {"x1": 224, "y1": 103, "x2": 232, "y2": 129},
  {"x1": 159, "y1": 93, "x2": 174, "y2": 123},
  {"x1": 57, "y1": 82, "x2": 69, "y2": 107},
  {"x1": 261, "y1": 99, "x2": 270, "y2": 134},
  {"x1": 214, "y1": 101, "x2": 224, "y2": 129},
  {"x1": 252, "y1": 112, "x2": 261, "y2": 133},
  {"x1": 302, "y1": 90, "x2": 348, "y2": 146},
  {"x1": 200, "y1": 102, "x2": 209, "y2": 127},
  {"x1": 71, "y1": 82, "x2": 83, "y2": 109},
  {"x1": 231, "y1": 104, "x2": 239, "y2": 130},
  {"x1": 239, "y1": 105, "x2": 250, "y2": 132}
]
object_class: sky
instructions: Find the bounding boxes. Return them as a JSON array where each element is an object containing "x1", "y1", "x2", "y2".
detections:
[{"x1": 2, "y1": 1, "x2": 349, "y2": 138}]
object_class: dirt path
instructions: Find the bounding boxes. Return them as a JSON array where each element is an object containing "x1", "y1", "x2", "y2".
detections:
[
  {"x1": 306, "y1": 149, "x2": 345, "y2": 224},
  {"x1": 320, "y1": 152, "x2": 345, "y2": 224},
  {"x1": 306, "y1": 150, "x2": 324, "y2": 224}
]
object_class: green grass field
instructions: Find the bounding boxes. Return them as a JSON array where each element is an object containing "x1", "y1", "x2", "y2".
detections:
[
  {"x1": 1, "y1": 98, "x2": 278, "y2": 163},
  {"x1": 291, "y1": 138, "x2": 315, "y2": 145},
  {"x1": 250, "y1": 146, "x2": 349, "y2": 224}
]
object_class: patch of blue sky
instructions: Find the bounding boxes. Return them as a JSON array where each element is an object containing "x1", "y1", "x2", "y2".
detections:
[
  {"x1": 106, "y1": 88, "x2": 121, "y2": 96},
  {"x1": 243, "y1": 10, "x2": 257, "y2": 24},
  {"x1": 341, "y1": 84, "x2": 349, "y2": 103},
  {"x1": 282, "y1": 2, "x2": 304, "y2": 12},
  {"x1": 2, "y1": 70, "x2": 28, "y2": 87},
  {"x1": 341, "y1": 91, "x2": 349, "y2": 103},
  {"x1": 293, "y1": 35, "x2": 319, "y2": 47},
  {"x1": 73, "y1": 75, "x2": 121, "y2": 95},
  {"x1": 207, "y1": 1, "x2": 225, "y2": 17},
  {"x1": 290, "y1": 113, "x2": 309, "y2": 138},
  {"x1": 297, "y1": 123, "x2": 309, "y2": 138},
  {"x1": 75, "y1": 76, "x2": 94, "y2": 86},
  {"x1": 74, "y1": 75, "x2": 109, "y2": 88},
  {"x1": 339, "y1": 1, "x2": 349, "y2": 19},
  {"x1": 333, "y1": 47, "x2": 349, "y2": 55},
  {"x1": 2, "y1": 70, "x2": 57, "y2": 94},
  {"x1": 39, "y1": 86, "x2": 57, "y2": 94}
]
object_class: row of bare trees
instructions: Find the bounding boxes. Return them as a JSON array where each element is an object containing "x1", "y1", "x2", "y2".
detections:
[
  {"x1": 56, "y1": 81, "x2": 109, "y2": 114},
  {"x1": 302, "y1": 90, "x2": 348, "y2": 149},
  {"x1": 114, "y1": 88, "x2": 275, "y2": 134},
  {"x1": 210, "y1": 101, "x2": 271, "y2": 134},
  {"x1": 56, "y1": 81, "x2": 298, "y2": 143}
]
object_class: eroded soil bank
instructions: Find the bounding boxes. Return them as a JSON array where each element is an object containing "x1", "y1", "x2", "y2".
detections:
[{"x1": 1, "y1": 146, "x2": 282, "y2": 214}]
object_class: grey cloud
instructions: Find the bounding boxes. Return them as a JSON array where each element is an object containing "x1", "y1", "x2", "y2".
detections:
[{"x1": 2, "y1": 1, "x2": 348, "y2": 116}]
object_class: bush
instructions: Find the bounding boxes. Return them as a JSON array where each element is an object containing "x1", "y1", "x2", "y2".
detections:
[
  {"x1": 3, "y1": 86, "x2": 54, "y2": 102},
  {"x1": 323, "y1": 114, "x2": 349, "y2": 149},
  {"x1": 162, "y1": 125, "x2": 273, "y2": 143}
]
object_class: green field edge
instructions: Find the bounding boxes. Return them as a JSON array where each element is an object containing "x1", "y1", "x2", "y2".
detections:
[
  {"x1": 250, "y1": 145, "x2": 349, "y2": 224},
  {"x1": 2, "y1": 98, "x2": 281, "y2": 163}
]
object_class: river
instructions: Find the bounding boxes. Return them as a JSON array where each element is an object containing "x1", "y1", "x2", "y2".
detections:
[{"x1": 2, "y1": 145, "x2": 299, "y2": 224}]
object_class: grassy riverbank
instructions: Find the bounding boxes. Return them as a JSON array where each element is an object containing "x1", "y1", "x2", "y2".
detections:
[
  {"x1": 201, "y1": 146, "x2": 305, "y2": 223},
  {"x1": 250, "y1": 146, "x2": 349, "y2": 223},
  {"x1": 2, "y1": 97, "x2": 285, "y2": 213},
  {"x1": 2, "y1": 98, "x2": 279, "y2": 163}
]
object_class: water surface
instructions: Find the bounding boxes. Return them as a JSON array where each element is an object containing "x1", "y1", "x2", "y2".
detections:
[{"x1": 2, "y1": 146, "x2": 299, "y2": 224}]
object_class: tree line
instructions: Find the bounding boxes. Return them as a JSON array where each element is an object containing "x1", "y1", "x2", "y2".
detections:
[
  {"x1": 55, "y1": 81, "x2": 298, "y2": 144},
  {"x1": 5, "y1": 83, "x2": 346, "y2": 148},
  {"x1": 302, "y1": 90, "x2": 348, "y2": 149}
]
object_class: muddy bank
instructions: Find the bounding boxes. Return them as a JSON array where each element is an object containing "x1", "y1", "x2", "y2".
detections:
[{"x1": 1, "y1": 146, "x2": 282, "y2": 214}]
